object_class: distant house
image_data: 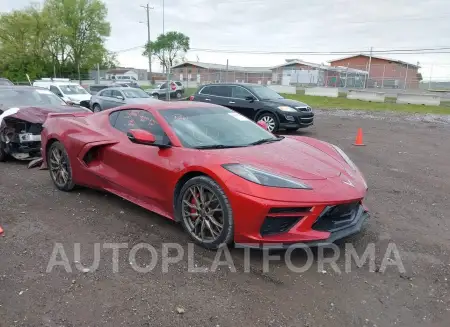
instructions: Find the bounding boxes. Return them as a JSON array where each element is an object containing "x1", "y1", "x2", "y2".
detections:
[
  {"x1": 270, "y1": 59, "x2": 368, "y2": 87},
  {"x1": 106, "y1": 67, "x2": 148, "y2": 81},
  {"x1": 171, "y1": 61, "x2": 272, "y2": 84},
  {"x1": 329, "y1": 55, "x2": 421, "y2": 89}
]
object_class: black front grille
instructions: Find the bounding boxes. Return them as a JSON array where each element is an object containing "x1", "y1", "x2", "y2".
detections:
[
  {"x1": 260, "y1": 216, "x2": 301, "y2": 236},
  {"x1": 312, "y1": 202, "x2": 361, "y2": 232}
]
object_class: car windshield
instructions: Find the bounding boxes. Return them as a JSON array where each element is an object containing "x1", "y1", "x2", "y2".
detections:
[
  {"x1": 250, "y1": 85, "x2": 284, "y2": 100},
  {"x1": 122, "y1": 89, "x2": 151, "y2": 98},
  {"x1": 0, "y1": 79, "x2": 14, "y2": 86},
  {"x1": 59, "y1": 84, "x2": 89, "y2": 95},
  {"x1": 0, "y1": 88, "x2": 67, "y2": 110},
  {"x1": 159, "y1": 107, "x2": 280, "y2": 148}
]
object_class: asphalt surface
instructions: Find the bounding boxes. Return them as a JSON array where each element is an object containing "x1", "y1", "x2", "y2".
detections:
[{"x1": 1, "y1": 110, "x2": 450, "y2": 327}]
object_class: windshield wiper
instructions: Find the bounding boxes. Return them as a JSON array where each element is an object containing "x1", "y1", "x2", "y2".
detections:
[
  {"x1": 193, "y1": 144, "x2": 247, "y2": 149},
  {"x1": 248, "y1": 136, "x2": 284, "y2": 146}
]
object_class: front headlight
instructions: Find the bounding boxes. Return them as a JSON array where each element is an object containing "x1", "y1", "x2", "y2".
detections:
[
  {"x1": 331, "y1": 145, "x2": 358, "y2": 171},
  {"x1": 278, "y1": 106, "x2": 297, "y2": 112},
  {"x1": 222, "y1": 163, "x2": 312, "y2": 189}
]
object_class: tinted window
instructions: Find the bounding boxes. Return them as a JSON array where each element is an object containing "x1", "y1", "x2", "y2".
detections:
[
  {"x1": 175, "y1": 82, "x2": 182, "y2": 86},
  {"x1": 159, "y1": 106, "x2": 276, "y2": 148},
  {"x1": 199, "y1": 86, "x2": 211, "y2": 95},
  {"x1": 232, "y1": 86, "x2": 253, "y2": 99},
  {"x1": 209, "y1": 85, "x2": 231, "y2": 97},
  {"x1": 249, "y1": 85, "x2": 283, "y2": 100},
  {"x1": 111, "y1": 110, "x2": 168, "y2": 143},
  {"x1": 109, "y1": 111, "x2": 119, "y2": 125},
  {"x1": 100, "y1": 89, "x2": 113, "y2": 97},
  {"x1": 160, "y1": 82, "x2": 168, "y2": 89}
]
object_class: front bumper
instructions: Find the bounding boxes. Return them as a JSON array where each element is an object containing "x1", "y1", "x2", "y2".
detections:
[
  {"x1": 230, "y1": 190, "x2": 368, "y2": 248},
  {"x1": 279, "y1": 112, "x2": 315, "y2": 129}
]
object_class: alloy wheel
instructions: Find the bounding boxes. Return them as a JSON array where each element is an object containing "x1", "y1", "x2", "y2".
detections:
[
  {"x1": 49, "y1": 147, "x2": 70, "y2": 188},
  {"x1": 181, "y1": 184, "x2": 224, "y2": 243},
  {"x1": 259, "y1": 115, "x2": 276, "y2": 132}
]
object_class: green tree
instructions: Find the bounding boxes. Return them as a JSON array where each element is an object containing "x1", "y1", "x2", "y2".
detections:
[
  {"x1": 143, "y1": 31, "x2": 190, "y2": 71},
  {"x1": 42, "y1": 0, "x2": 111, "y2": 79}
]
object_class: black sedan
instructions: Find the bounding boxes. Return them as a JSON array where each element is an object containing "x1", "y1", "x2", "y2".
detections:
[{"x1": 189, "y1": 83, "x2": 313, "y2": 132}]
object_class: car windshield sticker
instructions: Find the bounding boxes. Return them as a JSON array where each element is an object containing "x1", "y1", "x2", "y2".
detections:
[
  {"x1": 228, "y1": 112, "x2": 248, "y2": 121},
  {"x1": 36, "y1": 89, "x2": 53, "y2": 95}
]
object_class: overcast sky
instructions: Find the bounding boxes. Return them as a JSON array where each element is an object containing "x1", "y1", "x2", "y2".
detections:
[{"x1": 2, "y1": 0, "x2": 450, "y2": 79}]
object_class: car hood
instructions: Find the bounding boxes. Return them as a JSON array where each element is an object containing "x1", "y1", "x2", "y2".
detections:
[
  {"x1": 66, "y1": 94, "x2": 91, "y2": 102},
  {"x1": 0, "y1": 105, "x2": 88, "y2": 128},
  {"x1": 262, "y1": 98, "x2": 310, "y2": 108},
  {"x1": 211, "y1": 137, "x2": 346, "y2": 180}
]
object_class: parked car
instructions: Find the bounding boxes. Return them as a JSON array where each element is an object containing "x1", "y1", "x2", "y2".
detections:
[
  {"x1": 0, "y1": 86, "x2": 89, "y2": 162},
  {"x1": 189, "y1": 83, "x2": 314, "y2": 132},
  {"x1": 33, "y1": 78, "x2": 91, "y2": 105},
  {"x1": 89, "y1": 87, "x2": 162, "y2": 112},
  {"x1": 41, "y1": 101, "x2": 369, "y2": 249},
  {"x1": 147, "y1": 81, "x2": 185, "y2": 99},
  {"x1": 0, "y1": 78, "x2": 14, "y2": 86}
]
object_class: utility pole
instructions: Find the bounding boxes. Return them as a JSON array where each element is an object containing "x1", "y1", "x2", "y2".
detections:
[
  {"x1": 365, "y1": 47, "x2": 373, "y2": 89},
  {"x1": 225, "y1": 59, "x2": 229, "y2": 83},
  {"x1": 140, "y1": 3, "x2": 154, "y2": 85},
  {"x1": 163, "y1": 0, "x2": 170, "y2": 101}
]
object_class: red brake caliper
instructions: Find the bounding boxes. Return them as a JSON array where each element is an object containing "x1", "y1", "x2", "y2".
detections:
[{"x1": 190, "y1": 193, "x2": 199, "y2": 221}]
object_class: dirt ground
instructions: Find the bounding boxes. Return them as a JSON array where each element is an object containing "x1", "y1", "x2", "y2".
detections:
[{"x1": 1, "y1": 109, "x2": 449, "y2": 327}]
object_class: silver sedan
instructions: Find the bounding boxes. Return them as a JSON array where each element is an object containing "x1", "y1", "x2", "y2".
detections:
[{"x1": 89, "y1": 87, "x2": 162, "y2": 112}]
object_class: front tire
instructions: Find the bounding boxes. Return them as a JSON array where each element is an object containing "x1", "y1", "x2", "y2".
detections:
[
  {"x1": 257, "y1": 113, "x2": 279, "y2": 133},
  {"x1": 175, "y1": 91, "x2": 182, "y2": 99},
  {"x1": 92, "y1": 104, "x2": 102, "y2": 113},
  {"x1": 0, "y1": 142, "x2": 7, "y2": 162},
  {"x1": 177, "y1": 176, "x2": 234, "y2": 250},
  {"x1": 47, "y1": 142, "x2": 75, "y2": 192}
]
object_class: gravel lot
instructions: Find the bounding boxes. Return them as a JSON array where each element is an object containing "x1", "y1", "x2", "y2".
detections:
[{"x1": 1, "y1": 109, "x2": 449, "y2": 327}]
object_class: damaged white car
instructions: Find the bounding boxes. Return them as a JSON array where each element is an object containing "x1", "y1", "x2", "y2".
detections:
[{"x1": 0, "y1": 86, "x2": 90, "y2": 162}]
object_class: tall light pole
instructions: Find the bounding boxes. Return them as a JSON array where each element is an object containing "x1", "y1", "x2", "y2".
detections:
[
  {"x1": 140, "y1": 3, "x2": 154, "y2": 85},
  {"x1": 163, "y1": 0, "x2": 170, "y2": 100}
]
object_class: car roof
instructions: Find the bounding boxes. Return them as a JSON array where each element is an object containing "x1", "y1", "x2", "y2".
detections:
[
  {"x1": 125, "y1": 101, "x2": 223, "y2": 111},
  {"x1": 100, "y1": 87, "x2": 140, "y2": 91},
  {"x1": 201, "y1": 82, "x2": 262, "y2": 88},
  {"x1": 0, "y1": 85, "x2": 46, "y2": 91}
]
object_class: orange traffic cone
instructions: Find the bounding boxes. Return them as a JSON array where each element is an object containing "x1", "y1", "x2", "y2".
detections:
[{"x1": 354, "y1": 128, "x2": 365, "y2": 146}]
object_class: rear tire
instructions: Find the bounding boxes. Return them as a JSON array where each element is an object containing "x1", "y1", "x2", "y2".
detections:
[
  {"x1": 47, "y1": 141, "x2": 75, "y2": 192},
  {"x1": 177, "y1": 176, "x2": 234, "y2": 250}
]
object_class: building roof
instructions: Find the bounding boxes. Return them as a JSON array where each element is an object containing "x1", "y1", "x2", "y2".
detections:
[
  {"x1": 328, "y1": 54, "x2": 420, "y2": 68},
  {"x1": 270, "y1": 59, "x2": 368, "y2": 74},
  {"x1": 171, "y1": 61, "x2": 272, "y2": 73}
]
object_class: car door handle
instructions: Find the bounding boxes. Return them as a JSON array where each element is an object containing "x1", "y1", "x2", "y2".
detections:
[
  {"x1": 205, "y1": 98, "x2": 211, "y2": 101},
  {"x1": 229, "y1": 101, "x2": 235, "y2": 104}
]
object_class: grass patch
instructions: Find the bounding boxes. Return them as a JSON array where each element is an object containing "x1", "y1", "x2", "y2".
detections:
[{"x1": 282, "y1": 93, "x2": 450, "y2": 115}]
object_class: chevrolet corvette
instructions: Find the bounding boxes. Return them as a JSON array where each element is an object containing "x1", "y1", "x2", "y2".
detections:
[{"x1": 41, "y1": 102, "x2": 369, "y2": 249}]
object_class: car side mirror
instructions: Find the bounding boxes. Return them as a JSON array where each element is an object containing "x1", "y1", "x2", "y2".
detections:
[
  {"x1": 245, "y1": 96, "x2": 255, "y2": 102},
  {"x1": 127, "y1": 129, "x2": 156, "y2": 145}
]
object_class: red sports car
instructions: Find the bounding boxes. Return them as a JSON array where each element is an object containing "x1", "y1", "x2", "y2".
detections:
[{"x1": 41, "y1": 102, "x2": 369, "y2": 249}]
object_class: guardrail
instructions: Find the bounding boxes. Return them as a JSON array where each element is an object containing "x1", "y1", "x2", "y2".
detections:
[
  {"x1": 304, "y1": 87, "x2": 339, "y2": 98},
  {"x1": 396, "y1": 93, "x2": 441, "y2": 106},
  {"x1": 347, "y1": 90, "x2": 386, "y2": 102},
  {"x1": 268, "y1": 85, "x2": 296, "y2": 94}
]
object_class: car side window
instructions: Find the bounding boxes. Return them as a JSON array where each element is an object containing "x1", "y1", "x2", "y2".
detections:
[
  {"x1": 111, "y1": 110, "x2": 169, "y2": 143},
  {"x1": 160, "y1": 82, "x2": 168, "y2": 89},
  {"x1": 199, "y1": 86, "x2": 211, "y2": 95},
  {"x1": 111, "y1": 90, "x2": 124, "y2": 99},
  {"x1": 210, "y1": 85, "x2": 231, "y2": 97},
  {"x1": 101, "y1": 89, "x2": 112, "y2": 97},
  {"x1": 50, "y1": 86, "x2": 63, "y2": 97},
  {"x1": 232, "y1": 86, "x2": 253, "y2": 99}
]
